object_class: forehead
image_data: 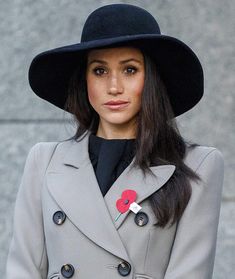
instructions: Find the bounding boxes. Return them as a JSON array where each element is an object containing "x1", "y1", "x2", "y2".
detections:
[{"x1": 87, "y1": 46, "x2": 144, "y2": 61}]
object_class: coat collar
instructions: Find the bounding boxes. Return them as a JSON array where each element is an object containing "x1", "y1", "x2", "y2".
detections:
[{"x1": 46, "y1": 131, "x2": 175, "y2": 264}]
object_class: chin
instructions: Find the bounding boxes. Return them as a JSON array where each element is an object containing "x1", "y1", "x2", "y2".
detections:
[
  {"x1": 106, "y1": 119, "x2": 136, "y2": 127},
  {"x1": 100, "y1": 113, "x2": 138, "y2": 126}
]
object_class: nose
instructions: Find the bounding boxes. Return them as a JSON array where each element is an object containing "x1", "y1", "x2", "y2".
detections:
[{"x1": 108, "y1": 74, "x2": 123, "y2": 95}]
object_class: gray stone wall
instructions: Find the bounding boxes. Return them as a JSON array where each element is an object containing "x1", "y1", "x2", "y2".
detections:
[{"x1": 1, "y1": 0, "x2": 234, "y2": 278}]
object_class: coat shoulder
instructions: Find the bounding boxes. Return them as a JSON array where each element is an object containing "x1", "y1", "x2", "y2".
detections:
[
  {"x1": 25, "y1": 141, "x2": 60, "y2": 176},
  {"x1": 30, "y1": 139, "x2": 74, "y2": 160},
  {"x1": 31, "y1": 139, "x2": 85, "y2": 171},
  {"x1": 184, "y1": 144, "x2": 224, "y2": 172}
]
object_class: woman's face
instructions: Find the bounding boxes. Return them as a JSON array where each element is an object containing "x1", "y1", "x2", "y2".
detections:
[{"x1": 86, "y1": 46, "x2": 145, "y2": 137}]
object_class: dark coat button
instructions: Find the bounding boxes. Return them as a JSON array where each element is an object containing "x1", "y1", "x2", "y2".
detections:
[
  {"x1": 53, "y1": 211, "x2": 66, "y2": 225},
  {"x1": 117, "y1": 261, "x2": 131, "y2": 276},
  {"x1": 134, "y1": 211, "x2": 149, "y2": 226},
  {"x1": 61, "y1": 264, "x2": 75, "y2": 278}
]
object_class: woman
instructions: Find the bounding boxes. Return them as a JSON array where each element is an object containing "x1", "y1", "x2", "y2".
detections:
[{"x1": 6, "y1": 3, "x2": 224, "y2": 279}]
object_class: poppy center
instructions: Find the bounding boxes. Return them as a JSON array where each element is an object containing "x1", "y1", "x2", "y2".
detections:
[{"x1": 124, "y1": 199, "x2": 129, "y2": 204}]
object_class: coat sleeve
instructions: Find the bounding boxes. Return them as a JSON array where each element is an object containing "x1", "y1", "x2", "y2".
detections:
[
  {"x1": 6, "y1": 142, "x2": 57, "y2": 279},
  {"x1": 164, "y1": 148, "x2": 224, "y2": 279}
]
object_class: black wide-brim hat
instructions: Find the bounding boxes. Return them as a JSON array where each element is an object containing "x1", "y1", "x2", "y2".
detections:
[{"x1": 28, "y1": 3, "x2": 203, "y2": 117}]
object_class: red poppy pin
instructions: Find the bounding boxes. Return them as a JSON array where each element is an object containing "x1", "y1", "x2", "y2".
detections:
[{"x1": 115, "y1": 189, "x2": 141, "y2": 222}]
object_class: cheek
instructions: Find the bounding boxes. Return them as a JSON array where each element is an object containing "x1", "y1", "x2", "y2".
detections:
[
  {"x1": 86, "y1": 76, "x2": 100, "y2": 106},
  {"x1": 131, "y1": 77, "x2": 145, "y2": 100},
  {"x1": 87, "y1": 87, "x2": 96, "y2": 105}
]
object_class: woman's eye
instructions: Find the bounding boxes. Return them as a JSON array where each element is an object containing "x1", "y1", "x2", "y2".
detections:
[
  {"x1": 92, "y1": 66, "x2": 137, "y2": 76},
  {"x1": 125, "y1": 67, "x2": 137, "y2": 74},
  {"x1": 93, "y1": 67, "x2": 106, "y2": 75}
]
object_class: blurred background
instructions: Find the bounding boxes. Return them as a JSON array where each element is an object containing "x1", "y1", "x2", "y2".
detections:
[{"x1": 0, "y1": 0, "x2": 234, "y2": 278}]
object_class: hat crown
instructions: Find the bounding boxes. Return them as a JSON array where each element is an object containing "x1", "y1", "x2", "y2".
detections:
[{"x1": 81, "y1": 4, "x2": 161, "y2": 42}]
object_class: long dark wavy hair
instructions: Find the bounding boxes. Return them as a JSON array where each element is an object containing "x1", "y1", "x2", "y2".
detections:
[{"x1": 65, "y1": 45, "x2": 200, "y2": 228}]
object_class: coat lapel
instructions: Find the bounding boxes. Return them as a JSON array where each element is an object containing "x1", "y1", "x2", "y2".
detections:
[
  {"x1": 46, "y1": 132, "x2": 175, "y2": 263},
  {"x1": 104, "y1": 163, "x2": 175, "y2": 229}
]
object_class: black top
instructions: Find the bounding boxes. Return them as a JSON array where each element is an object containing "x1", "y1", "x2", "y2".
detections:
[{"x1": 88, "y1": 133, "x2": 136, "y2": 196}]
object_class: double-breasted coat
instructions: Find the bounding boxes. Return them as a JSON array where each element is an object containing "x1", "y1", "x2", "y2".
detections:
[{"x1": 6, "y1": 131, "x2": 224, "y2": 279}]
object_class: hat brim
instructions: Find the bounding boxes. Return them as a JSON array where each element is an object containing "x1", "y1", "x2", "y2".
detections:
[{"x1": 28, "y1": 34, "x2": 203, "y2": 117}]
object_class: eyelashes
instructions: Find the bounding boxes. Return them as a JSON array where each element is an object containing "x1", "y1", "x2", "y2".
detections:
[
  {"x1": 92, "y1": 67, "x2": 106, "y2": 75},
  {"x1": 92, "y1": 66, "x2": 138, "y2": 76}
]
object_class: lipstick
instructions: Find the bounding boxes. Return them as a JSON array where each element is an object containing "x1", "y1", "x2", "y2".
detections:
[{"x1": 104, "y1": 100, "x2": 130, "y2": 110}]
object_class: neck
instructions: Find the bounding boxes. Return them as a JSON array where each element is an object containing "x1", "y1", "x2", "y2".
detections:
[{"x1": 96, "y1": 121, "x2": 137, "y2": 140}]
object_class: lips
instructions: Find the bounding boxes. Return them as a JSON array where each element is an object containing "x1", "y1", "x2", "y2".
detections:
[
  {"x1": 103, "y1": 100, "x2": 130, "y2": 110},
  {"x1": 104, "y1": 100, "x2": 129, "y2": 105}
]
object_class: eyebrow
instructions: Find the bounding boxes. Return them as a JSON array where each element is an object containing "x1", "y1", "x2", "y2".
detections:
[{"x1": 88, "y1": 58, "x2": 142, "y2": 66}]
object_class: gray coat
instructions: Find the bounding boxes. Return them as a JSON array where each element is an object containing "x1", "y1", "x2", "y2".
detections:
[{"x1": 6, "y1": 131, "x2": 224, "y2": 279}]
